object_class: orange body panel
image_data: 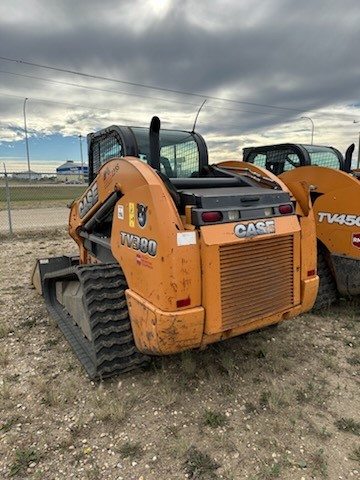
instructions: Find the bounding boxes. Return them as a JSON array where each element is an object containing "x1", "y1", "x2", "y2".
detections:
[
  {"x1": 126, "y1": 289, "x2": 204, "y2": 355},
  {"x1": 68, "y1": 157, "x2": 318, "y2": 356},
  {"x1": 280, "y1": 166, "x2": 360, "y2": 257}
]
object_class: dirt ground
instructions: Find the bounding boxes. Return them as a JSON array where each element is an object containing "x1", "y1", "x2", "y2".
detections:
[{"x1": 0, "y1": 230, "x2": 359, "y2": 480}]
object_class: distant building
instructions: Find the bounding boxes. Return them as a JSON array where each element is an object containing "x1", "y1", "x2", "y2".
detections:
[
  {"x1": 56, "y1": 161, "x2": 88, "y2": 183},
  {"x1": 12, "y1": 170, "x2": 42, "y2": 181}
]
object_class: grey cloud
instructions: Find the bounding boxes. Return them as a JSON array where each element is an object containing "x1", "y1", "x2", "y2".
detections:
[{"x1": 0, "y1": 0, "x2": 360, "y2": 156}]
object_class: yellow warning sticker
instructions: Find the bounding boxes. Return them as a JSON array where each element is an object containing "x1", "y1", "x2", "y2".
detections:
[{"x1": 129, "y1": 202, "x2": 135, "y2": 228}]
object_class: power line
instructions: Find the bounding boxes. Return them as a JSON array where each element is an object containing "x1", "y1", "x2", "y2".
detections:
[
  {"x1": 0, "y1": 69, "x2": 290, "y2": 118},
  {"x1": 0, "y1": 90, "x2": 119, "y2": 113},
  {"x1": 0, "y1": 55, "x2": 310, "y2": 114},
  {"x1": 0, "y1": 69, "x2": 199, "y2": 108}
]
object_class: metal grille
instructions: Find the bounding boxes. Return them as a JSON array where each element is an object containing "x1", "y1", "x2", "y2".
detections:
[
  {"x1": 92, "y1": 132, "x2": 123, "y2": 175},
  {"x1": 219, "y1": 235, "x2": 295, "y2": 330},
  {"x1": 253, "y1": 149, "x2": 300, "y2": 175},
  {"x1": 161, "y1": 140, "x2": 200, "y2": 178}
]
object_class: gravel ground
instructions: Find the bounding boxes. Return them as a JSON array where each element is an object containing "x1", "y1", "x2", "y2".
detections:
[
  {"x1": 0, "y1": 207, "x2": 68, "y2": 233},
  {"x1": 0, "y1": 229, "x2": 359, "y2": 480}
]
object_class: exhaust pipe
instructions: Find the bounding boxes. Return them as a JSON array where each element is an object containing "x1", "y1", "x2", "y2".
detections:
[{"x1": 149, "y1": 116, "x2": 161, "y2": 171}]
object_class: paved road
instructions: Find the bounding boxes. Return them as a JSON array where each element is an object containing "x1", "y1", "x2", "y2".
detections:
[{"x1": 0, "y1": 207, "x2": 69, "y2": 233}]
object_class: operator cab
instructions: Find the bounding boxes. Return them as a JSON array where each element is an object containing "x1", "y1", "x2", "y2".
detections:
[
  {"x1": 243, "y1": 143, "x2": 346, "y2": 174},
  {"x1": 87, "y1": 124, "x2": 208, "y2": 183}
]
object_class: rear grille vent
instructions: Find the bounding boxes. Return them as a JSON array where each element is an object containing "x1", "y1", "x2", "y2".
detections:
[{"x1": 219, "y1": 235, "x2": 295, "y2": 330}]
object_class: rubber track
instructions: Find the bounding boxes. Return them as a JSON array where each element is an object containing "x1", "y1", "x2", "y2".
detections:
[
  {"x1": 312, "y1": 248, "x2": 339, "y2": 311},
  {"x1": 42, "y1": 263, "x2": 150, "y2": 379}
]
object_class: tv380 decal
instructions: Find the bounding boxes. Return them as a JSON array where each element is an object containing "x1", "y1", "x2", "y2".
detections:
[{"x1": 120, "y1": 231, "x2": 157, "y2": 256}]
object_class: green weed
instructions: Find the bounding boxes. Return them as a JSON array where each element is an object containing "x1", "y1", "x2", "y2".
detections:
[
  {"x1": 183, "y1": 446, "x2": 219, "y2": 479},
  {"x1": 335, "y1": 418, "x2": 360, "y2": 436},
  {"x1": 117, "y1": 441, "x2": 142, "y2": 459},
  {"x1": 203, "y1": 409, "x2": 227, "y2": 429},
  {"x1": 9, "y1": 448, "x2": 39, "y2": 477},
  {"x1": 310, "y1": 448, "x2": 328, "y2": 478},
  {"x1": 349, "y1": 446, "x2": 360, "y2": 463}
]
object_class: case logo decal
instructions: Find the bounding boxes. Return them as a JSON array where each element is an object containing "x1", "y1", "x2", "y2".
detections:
[
  {"x1": 137, "y1": 203, "x2": 148, "y2": 228},
  {"x1": 79, "y1": 183, "x2": 98, "y2": 219},
  {"x1": 234, "y1": 220, "x2": 275, "y2": 238}
]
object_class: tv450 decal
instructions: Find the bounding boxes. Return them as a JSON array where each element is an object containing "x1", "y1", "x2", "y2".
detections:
[{"x1": 318, "y1": 212, "x2": 360, "y2": 227}]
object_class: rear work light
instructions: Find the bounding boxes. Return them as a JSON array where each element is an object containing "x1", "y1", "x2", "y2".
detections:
[
  {"x1": 279, "y1": 204, "x2": 293, "y2": 214},
  {"x1": 201, "y1": 211, "x2": 223, "y2": 223}
]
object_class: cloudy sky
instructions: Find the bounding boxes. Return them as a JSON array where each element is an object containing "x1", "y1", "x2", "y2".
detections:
[{"x1": 1, "y1": 0, "x2": 360, "y2": 171}]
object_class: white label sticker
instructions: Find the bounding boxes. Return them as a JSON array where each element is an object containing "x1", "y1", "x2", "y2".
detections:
[
  {"x1": 177, "y1": 231, "x2": 196, "y2": 246},
  {"x1": 39, "y1": 259, "x2": 49, "y2": 264},
  {"x1": 118, "y1": 205, "x2": 124, "y2": 220}
]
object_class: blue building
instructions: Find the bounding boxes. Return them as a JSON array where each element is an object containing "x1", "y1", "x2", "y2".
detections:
[{"x1": 56, "y1": 160, "x2": 88, "y2": 183}]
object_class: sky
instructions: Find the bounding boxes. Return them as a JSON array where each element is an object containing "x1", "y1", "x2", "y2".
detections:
[{"x1": 1, "y1": 0, "x2": 360, "y2": 172}]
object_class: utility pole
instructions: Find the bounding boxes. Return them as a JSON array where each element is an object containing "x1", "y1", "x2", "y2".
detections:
[
  {"x1": 23, "y1": 98, "x2": 31, "y2": 182},
  {"x1": 79, "y1": 134, "x2": 84, "y2": 182},
  {"x1": 354, "y1": 120, "x2": 360, "y2": 169}
]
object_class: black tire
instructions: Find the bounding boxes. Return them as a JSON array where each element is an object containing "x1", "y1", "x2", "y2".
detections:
[{"x1": 312, "y1": 248, "x2": 339, "y2": 312}]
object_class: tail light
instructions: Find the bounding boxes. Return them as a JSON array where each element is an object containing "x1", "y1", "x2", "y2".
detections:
[
  {"x1": 279, "y1": 204, "x2": 293, "y2": 214},
  {"x1": 176, "y1": 297, "x2": 191, "y2": 308},
  {"x1": 202, "y1": 211, "x2": 223, "y2": 223}
]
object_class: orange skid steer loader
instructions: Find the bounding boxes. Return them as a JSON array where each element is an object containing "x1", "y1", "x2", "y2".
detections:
[
  {"x1": 243, "y1": 142, "x2": 360, "y2": 308},
  {"x1": 32, "y1": 118, "x2": 318, "y2": 379}
]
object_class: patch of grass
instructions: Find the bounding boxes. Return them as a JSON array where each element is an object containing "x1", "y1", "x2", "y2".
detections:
[
  {"x1": 1, "y1": 416, "x2": 19, "y2": 433},
  {"x1": 19, "y1": 318, "x2": 37, "y2": 329},
  {"x1": 295, "y1": 379, "x2": 328, "y2": 407},
  {"x1": 310, "y1": 448, "x2": 328, "y2": 478},
  {"x1": 320, "y1": 426, "x2": 332, "y2": 438},
  {"x1": 344, "y1": 338, "x2": 357, "y2": 348},
  {"x1": 218, "y1": 349, "x2": 236, "y2": 377},
  {"x1": 335, "y1": 418, "x2": 360, "y2": 436},
  {"x1": 0, "y1": 184, "x2": 86, "y2": 207},
  {"x1": 244, "y1": 401, "x2": 258, "y2": 414},
  {"x1": 157, "y1": 378, "x2": 179, "y2": 408},
  {"x1": 183, "y1": 446, "x2": 219, "y2": 479},
  {"x1": 347, "y1": 352, "x2": 360, "y2": 366},
  {"x1": 117, "y1": 441, "x2": 142, "y2": 459},
  {"x1": 251, "y1": 455, "x2": 293, "y2": 480},
  {"x1": 259, "y1": 387, "x2": 291, "y2": 411},
  {"x1": 0, "y1": 321, "x2": 10, "y2": 338},
  {"x1": 180, "y1": 350, "x2": 198, "y2": 377},
  {"x1": 92, "y1": 389, "x2": 133, "y2": 423},
  {"x1": 0, "y1": 346, "x2": 9, "y2": 367},
  {"x1": 9, "y1": 447, "x2": 39, "y2": 477},
  {"x1": 349, "y1": 446, "x2": 360, "y2": 464},
  {"x1": 255, "y1": 462, "x2": 282, "y2": 479},
  {"x1": 0, "y1": 378, "x2": 11, "y2": 400},
  {"x1": 203, "y1": 409, "x2": 227, "y2": 429}
]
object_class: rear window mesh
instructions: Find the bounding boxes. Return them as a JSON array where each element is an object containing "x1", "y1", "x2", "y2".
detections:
[
  {"x1": 252, "y1": 149, "x2": 300, "y2": 175},
  {"x1": 92, "y1": 132, "x2": 123, "y2": 175}
]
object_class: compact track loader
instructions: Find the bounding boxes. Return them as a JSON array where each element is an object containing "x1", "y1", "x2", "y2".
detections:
[
  {"x1": 32, "y1": 118, "x2": 318, "y2": 379},
  {"x1": 244, "y1": 142, "x2": 360, "y2": 308}
]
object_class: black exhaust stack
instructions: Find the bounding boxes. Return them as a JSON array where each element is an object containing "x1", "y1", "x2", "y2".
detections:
[
  {"x1": 149, "y1": 116, "x2": 161, "y2": 171},
  {"x1": 344, "y1": 143, "x2": 355, "y2": 173}
]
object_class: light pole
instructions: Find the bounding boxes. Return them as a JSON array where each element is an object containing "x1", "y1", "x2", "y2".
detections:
[
  {"x1": 301, "y1": 116, "x2": 314, "y2": 145},
  {"x1": 353, "y1": 120, "x2": 360, "y2": 169},
  {"x1": 78, "y1": 134, "x2": 84, "y2": 182},
  {"x1": 23, "y1": 98, "x2": 31, "y2": 181}
]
